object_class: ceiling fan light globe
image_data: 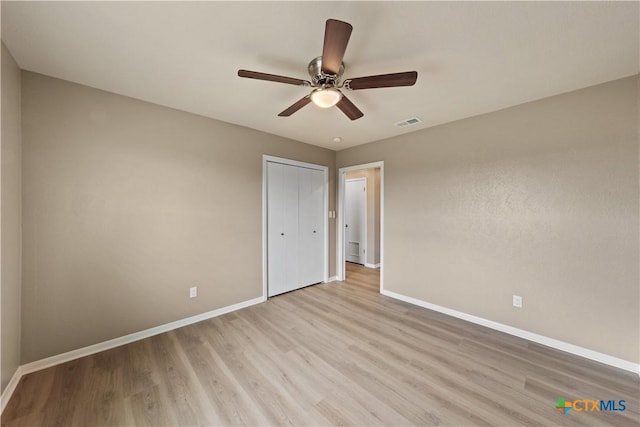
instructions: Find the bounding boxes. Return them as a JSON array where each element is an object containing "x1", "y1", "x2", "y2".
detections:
[{"x1": 311, "y1": 88, "x2": 343, "y2": 108}]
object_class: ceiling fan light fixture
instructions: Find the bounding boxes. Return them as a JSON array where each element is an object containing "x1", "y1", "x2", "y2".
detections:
[
  {"x1": 310, "y1": 87, "x2": 342, "y2": 108},
  {"x1": 237, "y1": 19, "x2": 416, "y2": 120}
]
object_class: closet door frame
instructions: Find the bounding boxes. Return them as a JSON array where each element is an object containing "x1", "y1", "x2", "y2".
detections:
[{"x1": 262, "y1": 155, "x2": 329, "y2": 299}]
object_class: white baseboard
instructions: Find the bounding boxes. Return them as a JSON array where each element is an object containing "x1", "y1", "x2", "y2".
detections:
[
  {"x1": 1, "y1": 295, "x2": 265, "y2": 414},
  {"x1": 381, "y1": 289, "x2": 640, "y2": 375},
  {"x1": 21, "y1": 295, "x2": 265, "y2": 376},
  {"x1": 1, "y1": 366, "x2": 23, "y2": 413},
  {"x1": 364, "y1": 263, "x2": 380, "y2": 269},
  {"x1": 326, "y1": 276, "x2": 338, "y2": 283}
]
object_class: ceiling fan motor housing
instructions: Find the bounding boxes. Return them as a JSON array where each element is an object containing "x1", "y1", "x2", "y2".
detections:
[{"x1": 308, "y1": 56, "x2": 344, "y2": 87}]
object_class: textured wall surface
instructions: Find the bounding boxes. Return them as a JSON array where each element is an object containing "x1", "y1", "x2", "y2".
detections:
[
  {"x1": 12, "y1": 68, "x2": 640, "y2": 367},
  {"x1": 1, "y1": 42, "x2": 22, "y2": 391},
  {"x1": 338, "y1": 76, "x2": 639, "y2": 363},
  {"x1": 21, "y1": 72, "x2": 336, "y2": 363}
]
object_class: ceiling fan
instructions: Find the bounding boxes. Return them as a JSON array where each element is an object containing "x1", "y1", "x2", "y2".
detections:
[{"x1": 237, "y1": 19, "x2": 418, "y2": 121}]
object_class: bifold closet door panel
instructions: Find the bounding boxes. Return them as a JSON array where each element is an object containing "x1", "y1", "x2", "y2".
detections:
[
  {"x1": 267, "y1": 162, "x2": 299, "y2": 297},
  {"x1": 298, "y1": 167, "x2": 325, "y2": 287}
]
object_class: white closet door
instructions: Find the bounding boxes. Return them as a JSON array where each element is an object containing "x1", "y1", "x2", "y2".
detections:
[
  {"x1": 267, "y1": 162, "x2": 299, "y2": 297},
  {"x1": 298, "y1": 167, "x2": 325, "y2": 287}
]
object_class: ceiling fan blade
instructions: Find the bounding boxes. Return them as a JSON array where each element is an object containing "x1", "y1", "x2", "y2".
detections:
[
  {"x1": 345, "y1": 71, "x2": 418, "y2": 90},
  {"x1": 238, "y1": 69, "x2": 310, "y2": 86},
  {"x1": 336, "y1": 95, "x2": 363, "y2": 121},
  {"x1": 278, "y1": 96, "x2": 312, "y2": 117},
  {"x1": 321, "y1": 19, "x2": 353, "y2": 75}
]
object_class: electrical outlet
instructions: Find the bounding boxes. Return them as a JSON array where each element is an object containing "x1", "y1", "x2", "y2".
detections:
[
  {"x1": 513, "y1": 295, "x2": 523, "y2": 308},
  {"x1": 190, "y1": 286, "x2": 197, "y2": 298}
]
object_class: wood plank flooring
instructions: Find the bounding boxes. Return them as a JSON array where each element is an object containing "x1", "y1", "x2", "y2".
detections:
[{"x1": 3, "y1": 263, "x2": 639, "y2": 426}]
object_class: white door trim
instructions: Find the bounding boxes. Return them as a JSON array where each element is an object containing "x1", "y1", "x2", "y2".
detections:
[
  {"x1": 337, "y1": 161, "x2": 384, "y2": 292},
  {"x1": 263, "y1": 155, "x2": 329, "y2": 299}
]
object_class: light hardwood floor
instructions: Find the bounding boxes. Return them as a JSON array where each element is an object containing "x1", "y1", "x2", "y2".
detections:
[{"x1": 3, "y1": 263, "x2": 639, "y2": 426}]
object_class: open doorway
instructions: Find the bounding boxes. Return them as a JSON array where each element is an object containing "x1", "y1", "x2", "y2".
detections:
[
  {"x1": 345, "y1": 177, "x2": 367, "y2": 265},
  {"x1": 337, "y1": 162, "x2": 383, "y2": 290}
]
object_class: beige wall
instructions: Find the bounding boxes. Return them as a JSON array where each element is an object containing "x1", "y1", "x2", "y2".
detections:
[
  {"x1": 346, "y1": 168, "x2": 380, "y2": 265},
  {"x1": 11, "y1": 67, "x2": 640, "y2": 367},
  {"x1": 337, "y1": 76, "x2": 640, "y2": 363},
  {"x1": 21, "y1": 71, "x2": 336, "y2": 363},
  {"x1": 1, "y1": 42, "x2": 22, "y2": 391}
]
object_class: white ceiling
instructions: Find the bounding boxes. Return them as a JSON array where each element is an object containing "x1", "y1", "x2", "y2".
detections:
[{"x1": 2, "y1": 1, "x2": 638, "y2": 150}]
